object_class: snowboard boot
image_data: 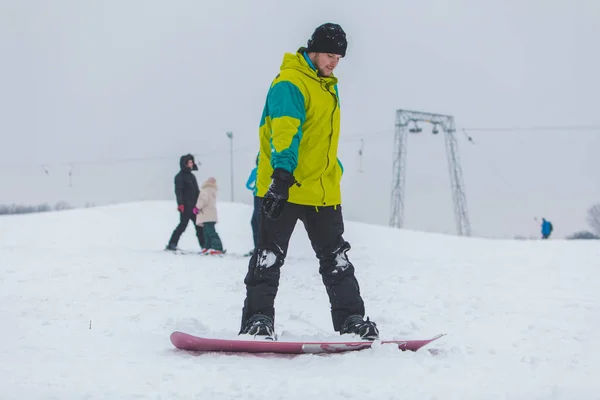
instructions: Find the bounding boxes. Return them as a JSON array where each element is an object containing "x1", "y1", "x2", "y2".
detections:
[
  {"x1": 239, "y1": 314, "x2": 275, "y2": 338},
  {"x1": 165, "y1": 243, "x2": 178, "y2": 251},
  {"x1": 340, "y1": 315, "x2": 379, "y2": 340}
]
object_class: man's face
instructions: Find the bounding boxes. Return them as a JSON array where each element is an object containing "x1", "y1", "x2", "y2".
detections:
[
  {"x1": 186, "y1": 159, "x2": 194, "y2": 169},
  {"x1": 313, "y1": 53, "x2": 342, "y2": 77}
]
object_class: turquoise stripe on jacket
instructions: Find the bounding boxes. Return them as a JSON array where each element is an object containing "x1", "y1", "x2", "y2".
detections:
[{"x1": 264, "y1": 81, "x2": 306, "y2": 173}]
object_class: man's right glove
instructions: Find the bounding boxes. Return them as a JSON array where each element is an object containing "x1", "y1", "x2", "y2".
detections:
[
  {"x1": 177, "y1": 204, "x2": 185, "y2": 213},
  {"x1": 261, "y1": 168, "x2": 298, "y2": 220}
]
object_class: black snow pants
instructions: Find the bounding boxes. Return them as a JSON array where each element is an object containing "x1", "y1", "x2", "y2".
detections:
[
  {"x1": 240, "y1": 203, "x2": 365, "y2": 332},
  {"x1": 168, "y1": 211, "x2": 205, "y2": 249}
]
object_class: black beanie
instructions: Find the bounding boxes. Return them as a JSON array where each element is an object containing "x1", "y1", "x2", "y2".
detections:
[{"x1": 306, "y1": 23, "x2": 347, "y2": 57}]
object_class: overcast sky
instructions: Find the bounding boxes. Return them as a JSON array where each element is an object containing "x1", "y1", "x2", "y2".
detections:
[{"x1": 1, "y1": 0, "x2": 599, "y2": 238}]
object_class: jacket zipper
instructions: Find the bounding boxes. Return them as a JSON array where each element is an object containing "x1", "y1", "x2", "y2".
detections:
[{"x1": 320, "y1": 80, "x2": 338, "y2": 205}]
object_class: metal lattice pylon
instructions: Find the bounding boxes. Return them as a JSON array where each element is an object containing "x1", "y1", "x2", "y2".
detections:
[{"x1": 389, "y1": 109, "x2": 471, "y2": 236}]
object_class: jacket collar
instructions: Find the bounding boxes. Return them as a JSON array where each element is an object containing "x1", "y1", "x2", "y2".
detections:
[{"x1": 279, "y1": 48, "x2": 338, "y2": 87}]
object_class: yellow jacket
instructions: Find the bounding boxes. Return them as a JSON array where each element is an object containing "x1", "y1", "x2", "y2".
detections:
[{"x1": 255, "y1": 49, "x2": 344, "y2": 206}]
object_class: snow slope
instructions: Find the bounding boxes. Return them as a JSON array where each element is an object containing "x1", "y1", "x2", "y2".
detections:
[{"x1": 1, "y1": 201, "x2": 598, "y2": 399}]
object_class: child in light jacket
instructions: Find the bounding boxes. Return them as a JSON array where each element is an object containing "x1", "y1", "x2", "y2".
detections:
[{"x1": 195, "y1": 177, "x2": 224, "y2": 255}]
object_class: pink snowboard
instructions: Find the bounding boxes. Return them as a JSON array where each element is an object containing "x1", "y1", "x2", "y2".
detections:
[{"x1": 170, "y1": 331, "x2": 445, "y2": 354}]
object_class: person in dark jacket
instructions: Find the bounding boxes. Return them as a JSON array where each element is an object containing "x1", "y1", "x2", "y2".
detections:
[{"x1": 166, "y1": 154, "x2": 205, "y2": 251}]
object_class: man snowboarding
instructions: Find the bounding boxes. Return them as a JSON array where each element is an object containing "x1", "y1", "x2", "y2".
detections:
[
  {"x1": 239, "y1": 23, "x2": 378, "y2": 340},
  {"x1": 166, "y1": 154, "x2": 205, "y2": 251}
]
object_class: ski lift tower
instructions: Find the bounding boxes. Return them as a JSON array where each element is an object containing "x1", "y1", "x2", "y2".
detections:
[{"x1": 389, "y1": 109, "x2": 472, "y2": 236}]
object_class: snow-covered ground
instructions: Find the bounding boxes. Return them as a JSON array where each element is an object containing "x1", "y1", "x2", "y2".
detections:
[{"x1": 1, "y1": 201, "x2": 598, "y2": 399}]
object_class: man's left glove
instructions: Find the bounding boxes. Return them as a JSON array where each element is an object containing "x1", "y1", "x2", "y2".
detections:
[{"x1": 261, "y1": 168, "x2": 298, "y2": 220}]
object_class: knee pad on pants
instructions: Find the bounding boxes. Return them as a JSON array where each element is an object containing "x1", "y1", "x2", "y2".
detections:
[
  {"x1": 319, "y1": 242, "x2": 355, "y2": 285},
  {"x1": 246, "y1": 248, "x2": 283, "y2": 283}
]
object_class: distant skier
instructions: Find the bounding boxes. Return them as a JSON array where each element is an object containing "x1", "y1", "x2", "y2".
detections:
[
  {"x1": 195, "y1": 177, "x2": 224, "y2": 255},
  {"x1": 245, "y1": 155, "x2": 260, "y2": 256},
  {"x1": 541, "y1": 218, "x2": 553, "y2": 239},
  {"x1": 238, "y1": 23, "x2": 378, "y2": 340},
  {"x1": 165, "y1": 154, "x2": 205, "y2": 251}
]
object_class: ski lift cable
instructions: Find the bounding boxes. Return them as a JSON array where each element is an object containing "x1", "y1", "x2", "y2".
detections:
[{"x1": 2, "y1": 125, "x2": 597, "y2": 170}]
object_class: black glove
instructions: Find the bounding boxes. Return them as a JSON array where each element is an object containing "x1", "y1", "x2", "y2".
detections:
[{"x1": 261, "y1": 168, "x2": 298, "y2": 220}]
